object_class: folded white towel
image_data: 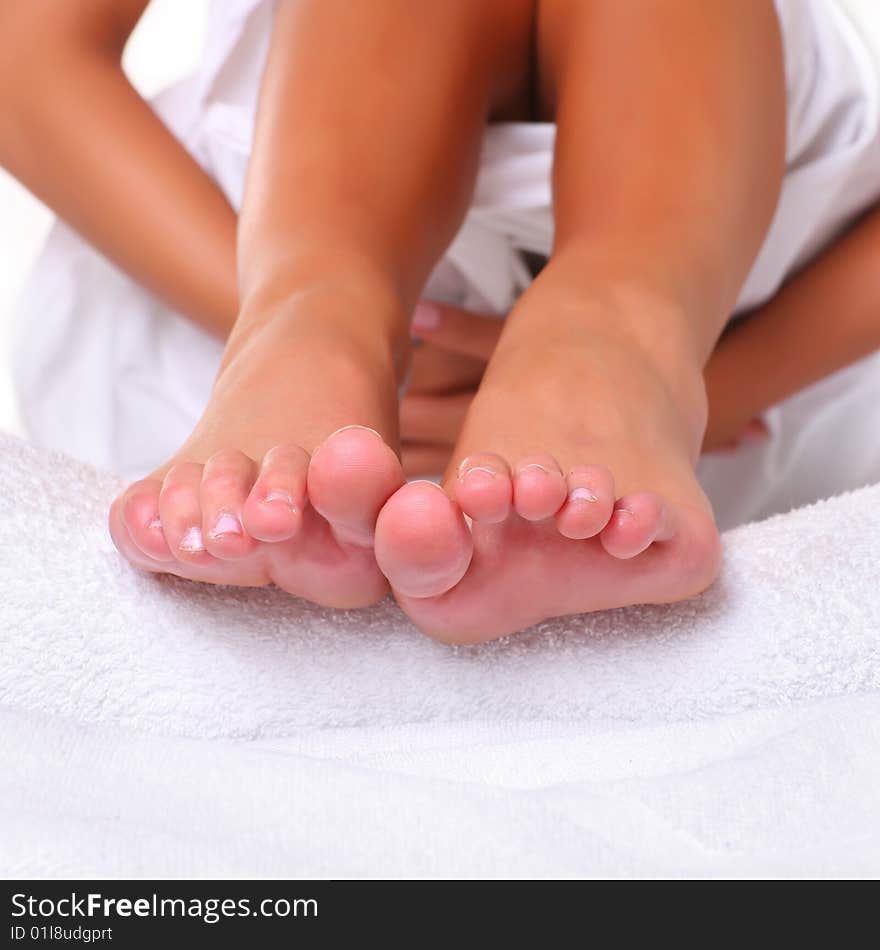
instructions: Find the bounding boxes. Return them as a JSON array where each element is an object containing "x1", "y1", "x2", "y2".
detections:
[{"x1": 1, "y1": 431, "x2": 878, "y2": 877}]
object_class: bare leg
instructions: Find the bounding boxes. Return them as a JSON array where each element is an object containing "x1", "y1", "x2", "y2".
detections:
[
  {"x1": 376, "y1": 0, "x2": 785, "y2": 639},
  {"x1": 110, "y1": 0, "x2": 533, "y2": 606}
]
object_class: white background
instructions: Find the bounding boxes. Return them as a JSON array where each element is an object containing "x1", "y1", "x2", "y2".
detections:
[{"x1": 0, "y1": 0, "x2": 210, "y2": 434}]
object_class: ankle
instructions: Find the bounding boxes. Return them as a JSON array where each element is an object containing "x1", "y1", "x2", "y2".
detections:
[
  {"x1": 535, "y1": 254, "x2": 703, "y2": 359},
  {"x1": 229, "y1": 273, "x2": 412, "y2": 384},
  {"x1": 546, "y1": 240, "x2": 726, "y2": 352},
  {"x1": 504, "y1": 263, "x2": 709, "y2": 451}
]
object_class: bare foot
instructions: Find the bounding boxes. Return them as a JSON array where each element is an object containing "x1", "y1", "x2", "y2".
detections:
[
  {"x1": 374, "y1": 274, "x2": 722, "y2": 642},
  {"x1": 109, "y1": 286, "x2": 407, "y2": 608}
]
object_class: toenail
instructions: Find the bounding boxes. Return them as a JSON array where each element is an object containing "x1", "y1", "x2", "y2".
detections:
[
  {"x1": 179, "y1": 526, "x2": 205, "y2": 553},
  {"x1": 147, "y1": 516, "x2": 162, "y2": 530},
  {"x1": 460, "y1": 466, "x2": 497, "y2": 485},
  {"x1": 328, "y1": 425, "x2": 384, "y2": 441},
  {"x1": 264, "y1": 490, "x2": 297, "y2": 512},
  {"x1": 569, "y1": 487, "x2": 599, "y2": 503},
  {"x1": 519, "y1": 463, "x2": 550, "y2": 476},
  {"x1": 614, "y1": 507, "x2": 635, "y2": 524},
  {"x1": 209, "y1": 512, "x2": 242, "y2": 538},
  {"x1": 408, "y1": 479, "x2": 448, "y2": 493},
  {"x1": 457, "y1": 456, "x2": 497, "y2": 480}
]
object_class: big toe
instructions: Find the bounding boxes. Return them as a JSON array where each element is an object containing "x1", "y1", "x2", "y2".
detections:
[
  {"x1": 374, "y1": 480, "x2": 472, "y2": 599},
  {"x1": 308, "y1": 425, "x2": 406, "y2": 546}
]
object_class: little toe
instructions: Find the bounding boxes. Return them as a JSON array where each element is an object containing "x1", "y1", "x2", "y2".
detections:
[
  {"x1": 242, "y1": 443, "x2": 309, "y2": 543},
  {"x1": 158, "y1": 462, "x2": 214, "y2": 567},
  {"x1": 200, "y1": 449, "x2": 259, "y2": 559},
  {"x1": 599, "y1": 491, "x2": 675, "y2": 559},
  {"x1": 555, "y1": 465, "x2": 616, "y2": 540},
  {"x1": 308, "y1": 425, "x2": 405, "y2": 547},
  {"x1": 118, "y1": 478, "x2": 174, "y2": 562},
  {"x1": 109, "y1": 491, "x2": 169, "y2": 572},
  {"x1": 453, "y1": 453, "x2": 512, "y2": 524},
  {"x1": 512, "y1": 455, "x2": 567, "y2": 521},
  {"x1": 374, "y1": 481, "x2": 473, "y2": 599}
]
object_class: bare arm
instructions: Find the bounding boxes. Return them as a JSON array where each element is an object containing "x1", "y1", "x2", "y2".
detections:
[
  {"x1": 703, "y1": 203, "x2": 880, "y2": 448},
  {"x1": 0, "y1": 0, "x2": 237, "y2": 337}
]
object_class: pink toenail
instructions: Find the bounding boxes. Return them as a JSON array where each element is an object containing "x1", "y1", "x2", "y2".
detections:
[
  {"x1": 569, "y1": 487, "x2": 599, "y2": 503},
  {"x1": 614, "y1": 507, "x2": 635, "y2": 524},
  {"x1": 210, "y1": 512, "x2": 242, "y2": 538},
  {"x1": 520, "y1": 463, "x2": 550, "y2": 476},
  {"x1": 147, "y1": 516, "x2": 162, "y2": 530},
  {"x1": 179, "y1": 526, "x2": 205, "y2": 553}
]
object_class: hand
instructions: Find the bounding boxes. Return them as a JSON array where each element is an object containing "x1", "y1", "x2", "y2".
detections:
[
  {"x1": 703, "y1": 414, "x2": 771, "y2": 454},
  {"x1": 402, "y1": 302, "x2": 503, "y2": 476},
  {"x1": 702, "y1": 331, "x2": 772, "y2": 453}
]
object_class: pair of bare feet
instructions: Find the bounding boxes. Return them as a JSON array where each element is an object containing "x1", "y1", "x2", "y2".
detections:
[{"x1": 109, "y1": 264, "x2": 722, "y2": 643}]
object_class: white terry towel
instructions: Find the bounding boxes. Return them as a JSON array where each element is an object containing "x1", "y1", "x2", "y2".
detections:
[{"x1": 0, "y1": 432, "x2": 878, "y2": 878}]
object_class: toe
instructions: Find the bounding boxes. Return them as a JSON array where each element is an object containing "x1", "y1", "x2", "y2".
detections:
[
  {"x1": 108, "y1": 490, "x2": 169, "y2": 572},
  {"x1": 242, "y1": 443, "x2": 309, "y2": 542},
  {"x1": 599, "y1": 491, "x2": 674, "y2": 559},
  {"x1": 374, "y1": 481, "x2": 473, "y2": 599},
  {"x1": 512, "y1": 455, "x2": 567, "y2": 521},
  {"x1": 200, "y1": 449, "x2": 259, "y2": 559},
  {"x1": 308, "y1": 425, "x2": 405, "y2": 547},
  {"x1": 118, "y1": 478, "x2": 174, "y2": 562},
  {"x1": 159, "y1": 462, "x2": 214, "y2": 567},
  {"x1": 555, "y1": 465, "x2": 616, "y2": 540},
  {"x1": 453, "y1": 453, "x2": 512, "y2": 524}
]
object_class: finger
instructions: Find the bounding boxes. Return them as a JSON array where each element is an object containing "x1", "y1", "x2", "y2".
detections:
[
  {"x1": 401, "y1": 443, "x2": 452, "y2": 478},
  {"x1": 400, "y1": 391, "x2": 473, "y2": 445},
  {"x1": 742, "y1": 416, "x2": 771, "y2": 440},
  {"x1": 410, "y1": 301, "x2": 504, "y2": 360},
  {"x1": 706, "y1": 417, "x2": 772, "y2": 454}
]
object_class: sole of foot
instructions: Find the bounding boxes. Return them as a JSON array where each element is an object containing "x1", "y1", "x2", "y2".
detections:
[
  {"x1": 375, "y1": 271, "x2": 722, "y2": 643},
  {"x1": 110, "y1": 277, "x2": 413, "y2": 607},
  {"x1": 110, "y1": 425, "x2": 406, "y2": 609},
  {"x1": 374, "y1": 460, "x2": 720, "y2": 643},
  {"x1": 110, "y1": 396, "x2": 404, "y2": 607}
]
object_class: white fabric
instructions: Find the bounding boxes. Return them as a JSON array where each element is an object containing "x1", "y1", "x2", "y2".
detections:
[
  {"x1": 0, "y1": 431, "x2": 878, "y2": 878},
  {"x1": 837, "y1": 0, "x2": 880, "y2": 96},
  {"x1": 9, "y1": 0, "x2": 880, "y2": 531},
  {"x1": 698, "y1": 349, "x2": 880, "y2": 530}
]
